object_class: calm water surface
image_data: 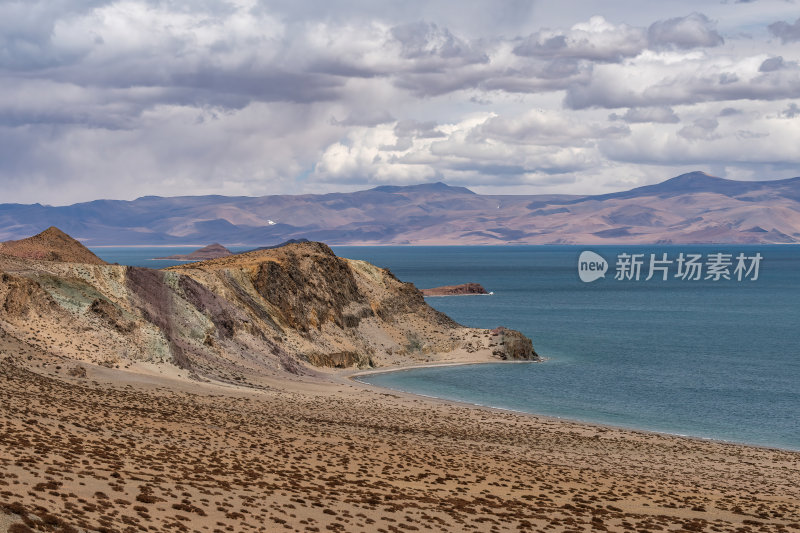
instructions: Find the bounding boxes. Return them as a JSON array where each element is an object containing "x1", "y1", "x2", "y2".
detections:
[{"x1": 336, "y1": 245, "x2": 800, "y2": 451}]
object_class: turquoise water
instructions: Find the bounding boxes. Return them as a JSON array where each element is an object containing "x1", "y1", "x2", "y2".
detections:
[
  {"x1": 92, "y1": 245, "x2": 800, "y2": 450},
  {"x1": 335, "y1": 245, "x2": 799, "y2": 451}
]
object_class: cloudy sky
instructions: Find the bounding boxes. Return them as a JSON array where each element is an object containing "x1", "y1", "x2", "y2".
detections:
[{"x1": 2, "y1": 0, "x2": 800, "y2": 204}]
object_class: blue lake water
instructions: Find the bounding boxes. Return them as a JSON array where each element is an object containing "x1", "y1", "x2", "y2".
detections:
[{"x1": 91, "y1": 245, "x2": 800, "y2": 450}]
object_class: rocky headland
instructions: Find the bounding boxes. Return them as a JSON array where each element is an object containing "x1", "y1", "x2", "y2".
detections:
[{"x1": 0, "y1": 227, "x2": 537, "y2": 388}]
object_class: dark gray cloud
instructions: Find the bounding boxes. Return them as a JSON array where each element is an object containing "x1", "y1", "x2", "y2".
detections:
[
  {"x1": 479, "y1": 59, "x2": 592, "y2": 94},
  {"x1": 395, "y1": 59, "x2": 593, "y2": 97},
  {"x1": 783, "y1": 103, "x2": 800, "y2": 118},
  {"x1": 331, "y1": 110, "x2": 396, "y2": 127},
  {"x1": 769, "y1": 17, "x2": 800, "y2": 43},
  {"x1": 609, "y1": 107, "x2": 681, "y2": 123},
  {"x1": 395, "y1": 120, "x2": 446, "y2": 139},
  {"x1": 379, "y1": 119, "x2": 445, "y2": 151},
  {"x1": 379, "y1": 137, "x2": 414, "y2": 151},
  {"x1": 391, "y1": 22, "x2": 488, "y2": 63},
  {"x1": 308, "y1": 20, "x2": 489, "y2": 88},
  {"x1": 719, "y1": 107, "x2": 742, "y2": 116},
  {"x1": 0, "y1": 0, "x2": 109, "y2": 70},
  {"x1": 513, "y1": 17, "x2": 648, "y2": 62},
  {"x1": 565, "y1": 58, "x2": 800, "y2": 110},
  {"x1": 0, "y1": 4, "x2": 762, "y2": 118},
  {"x1": 169, "y1": 71, "x2": 346, "y2": 105},
  {"x1": 760, "y1": 56, "x2": 785, "y2": 72},
  {"x1": 515, "y1": 12, "x2": 725, "y2": 62},
  {"x1": 0, "y1": 1, "x2": 347, "y2": 109},
  {"x1": 679, "y1": 117, "x2": 719, "y2": 140},
  {"x1": 648, "y1": 13, "x2": 724, "y2": 49},
  {"x1": 254, "y1": 0, "x2": 535, "y2": 36},
  {"x1": 539, "y1": 58, "x2": 583, "y2": 79}
]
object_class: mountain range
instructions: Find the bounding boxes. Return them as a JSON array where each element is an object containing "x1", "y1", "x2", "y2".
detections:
[{"x1": 2, "y1": 171, "x2": 799, "y2": 245}]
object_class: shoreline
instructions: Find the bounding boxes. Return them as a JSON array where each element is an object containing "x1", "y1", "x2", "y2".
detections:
[{"x1": 344, "y1": 358, "x2": 800, "y2": 455}]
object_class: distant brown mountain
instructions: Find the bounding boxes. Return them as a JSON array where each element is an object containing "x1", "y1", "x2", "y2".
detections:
[
  {"x1": 0, "y1": 226, "x2": 106, "y2": 264},
  {"x1": 1, "y1": 172, "x2": 799, "y2": 245},
  {"x1": 156, "y1": 243, "x2": 232, "y2": 261}
]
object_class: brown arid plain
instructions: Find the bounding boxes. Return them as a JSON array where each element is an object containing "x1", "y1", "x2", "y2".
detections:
[{"x1": 1, "y1": 228, "x2": 799, "y2": 533}]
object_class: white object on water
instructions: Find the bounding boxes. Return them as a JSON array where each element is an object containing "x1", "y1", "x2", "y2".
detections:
[{"x1": 268, "y1": 220, "x2": 276, "y2": 225}]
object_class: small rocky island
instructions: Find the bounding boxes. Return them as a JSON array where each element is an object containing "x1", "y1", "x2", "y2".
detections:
[
  {"x1": 156, "y1": 243, "x2": 232, "y2": 261},
  {"x1": 420, "y1": 282, "x2": 490, "y2": 297}
]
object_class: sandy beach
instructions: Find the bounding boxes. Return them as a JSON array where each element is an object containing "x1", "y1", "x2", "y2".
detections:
[{"x1": 1, "y1": 344, "x2": 799, "y2": 533}]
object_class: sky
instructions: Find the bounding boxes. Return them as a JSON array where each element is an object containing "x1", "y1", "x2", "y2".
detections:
[{"x1": 1, "y1": 0, "x2": 800, "y2": 205}]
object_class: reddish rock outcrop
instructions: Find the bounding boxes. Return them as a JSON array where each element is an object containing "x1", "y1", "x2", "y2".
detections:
[{"x1": 421, "y1": 283, "x2": 489, "y2": 296}]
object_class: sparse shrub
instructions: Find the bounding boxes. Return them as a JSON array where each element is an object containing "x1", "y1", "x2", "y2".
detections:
[
  {"x1": 404, "y1": 332, "x2": 424, "y2": 353},
  {"x1": 135, "y1": 493, "x2": 161, "y2": 504},
  {"x1": 67, "y1": 365, "x2": 86, "y2": 378}
]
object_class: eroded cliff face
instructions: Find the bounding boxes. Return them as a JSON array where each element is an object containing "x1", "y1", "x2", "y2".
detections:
[{"x1": 0, "y1": 234, "x2": 538, "y2": 385}]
